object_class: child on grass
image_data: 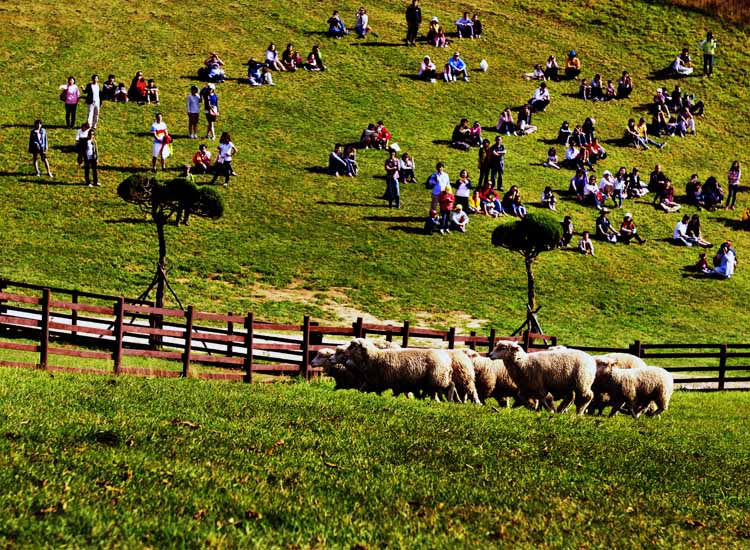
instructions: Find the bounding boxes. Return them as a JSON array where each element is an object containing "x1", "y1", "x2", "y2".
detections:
[{"x1": 543, "y1": 147, "x2": 561, "y2": 169}]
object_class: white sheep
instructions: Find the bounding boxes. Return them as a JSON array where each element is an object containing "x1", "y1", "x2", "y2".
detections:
[
  {"x1": 445, "y1": 350, "x2": 481, "y2": 404},
  {"x1": 470, "y1": 356, "x2": 518, "y2": 406},
  {"x1": 340, "y1": 338, "x2": 455, "y2": 401},
  {"x1": 589, "y1": 353, "x2": 649, "y2": 415},
  {"x1": 592, "y1": 365, "x2": 674, "y2": 418},
  {"x1": 489, "y1": 340, "x2": 596, "y2": 415},
  {"x1": 314, "y1": 340, "x2": 402, "y2": 392}
]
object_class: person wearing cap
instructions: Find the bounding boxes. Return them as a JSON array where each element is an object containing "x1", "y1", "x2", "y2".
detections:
[
  {"x1": 599, "y1": 170, "x2": 616, "y2": 207},
  {"x1": 448, "y1": 51, "x2": 468, "y2": 81},
  {"x1": 595, "y1": 208, "x2": 619, "y2": 243},
  {"x1": 202, "y1": 83, "x2": 219, "y2": 140},
  {"x1": 619, "y1": 213, "x2": 646, "y2": 245},
  {"x1": 699, "y1": 31, "x2": 717, "y2": 77},
  {"x1": 451, "y1": 204, "x2": 469, "y2": 232},
  {"x1": 424, "y1": 208, "x2": 440, "y2": 234},
  {"x1": 427, "y1": 17, "x2": 447, "y2": 48},
  {"x1": 405, "y1": 0, "x2": 422, "y2": 47},
  {"x1": 438, "y1": 185, "x2": 455, "y2": 234},
  {"x1": 564, "y1": 50, "x2": 581, "y2": 79}
]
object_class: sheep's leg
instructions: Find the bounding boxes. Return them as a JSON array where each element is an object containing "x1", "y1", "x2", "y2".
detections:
[
  {"x1": 630, "y1": 400, "x2": 643, "y2": 419},
  {"x1": 608, "y1": 399, "x2": 624, "y2": 417},
  {"x1": 540, "y1": 394, "x2": 557, "y2": 413},
  {"x1": 575, "y1": 390, "x2": 594, "y2": 416},
  {"x1": 557, "y1": 392, "x2": 574, "y2": 414}
]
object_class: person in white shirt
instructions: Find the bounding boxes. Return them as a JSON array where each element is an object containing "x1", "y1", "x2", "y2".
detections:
[
  {"x1": 84, "y1": 74, "x2": 101, "y2": 129},
  {"x1": 530, "y1": 82, "x2": 550, "y2": 112},
  {"x1": 265, "y1": 43, "x2": 285, "y2": 71},
  {"x1": 579, "y1": 231, "x2": 595, "y2": 255},
  {"x1": 428, "y1": 162, "x2": 450, "y2": 211},
  {"x1": 673, "y1": 214, "x2": 695, "y2": 246},
  {"x1": 150, "y1": 113, "x2": 170, "y2": 172},
  {"x1": 418, "y1": 56, "x2": 437, "y2": 81},
  {"x1": 210, "y1": 132, "x2": 238, "y2": 187},
  {"x1": 186, "y1": 86, "x2": 202, "y2": 139},
  {"x1": 451, "y1": 205, "x2": 469, "y2": 232},
  {"x1": 354, "y1": 7, "x2": 373, "y2": 38}
]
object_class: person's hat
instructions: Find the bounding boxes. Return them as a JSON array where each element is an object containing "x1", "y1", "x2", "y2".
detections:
[
  {"x1": 656, "y1": 87, "x2": 662, "y2": 93},
  {"x1": 430, "y1": 209, "x2": 437, "y2": 215},
  {"x1": 601, "y1": 207, "x2": 610, "y2": 214},
  {"x1": 453, "y1": 51, "x2": 460, "y2": 57},
  {"x1": 208, "y1": 83, "x2": 216, "y2": 89},
  {"x1": 603, "y1": 170, "x2": 611, "y2": 176},
  {"x1": 431, "y1": 16, "x2": 438, "y2": 22},
  {"x1": 624, "y1": 212, "x2": 632, "y2": 219},
  {"x1": 455, "y1": 204, "x2": 463, "y2": 211},
  {"x1": 569, "y1": 50, "x2": 576, "y2": 57}
]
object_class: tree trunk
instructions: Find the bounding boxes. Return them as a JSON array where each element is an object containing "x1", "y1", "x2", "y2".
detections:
[
  {"x1": 150, "y1": 217, "x2": 167, "y2": 349},
  {"x1": 525, "y1": 255, "x2": 536, "y2": 323}
]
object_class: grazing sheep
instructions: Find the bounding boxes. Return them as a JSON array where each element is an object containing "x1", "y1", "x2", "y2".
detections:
[
  {"x1": 314, "y1": 340, "x2": 402, "y2": 392},
  {"x1": 341, "y1": 338, "x2": 455, "y2": 400},
  {"x1": 592, "y1": 365, "x2": 674, "y2": 418},
  {"x1": 489, "y1": 341, "x2": 596, "y2": 415},
  {"x1": 445, "y1": 350, "x2": 481, "y2": 404},
  {"x1": 470, "y1": 356, "x2": 518, "y2": 406}
]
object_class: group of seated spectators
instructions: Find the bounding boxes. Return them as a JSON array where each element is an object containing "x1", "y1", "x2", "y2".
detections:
[
  {"x1": 327, "y1": 8, "x2": 374, "y2": 39},
  {"x1": 684, "y1": 173, "x2": 725, "y2": 210},
  {"x1": 650, "y1": 86, "x2": 702, "y2": 137},
  {"x1": 418, "y1": 51, "x2": 470, "y2": 82},
  {"x1": 328, "y1": 143, "x2": 360, "y2": 177},
  {"x1": 360, "y1": 121, "x2": 393, "y2": 149},
  {"x1": 673, "y1": 213, "x2": 712, "y2": 247},
  {"x1": 578, "y1": 71, "x2": 633, "y2": 101},
  {"x1": 569, "y1": 164, "x2": 653, "y2": 210},
  {"x1": 451, "y1": 118, "x2": 482, "y2": 149},
  {"x1": 495, "y1": 106, "x2": 537, "y2": 137},
  {"x1": 265, "y1": 43, "x2": 325, "y2": 73},
  {"x1": 198, "y1": 53, "x2": 226, "y2": 83},
  {"x1": 121, "y1": 71, "x2": 159, "y2": 105}
]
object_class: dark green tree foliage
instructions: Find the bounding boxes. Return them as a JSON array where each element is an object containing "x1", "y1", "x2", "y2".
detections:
[
  {"x1": 117, "y1": 174, "x2": 224, "y2": 309},
  {"x1": 492, "y1": 212, "x2": 562, "y2": 320}
]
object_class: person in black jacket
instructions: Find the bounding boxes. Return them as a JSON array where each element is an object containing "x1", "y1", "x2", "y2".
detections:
[{"x1": 405, "y1": 0, "x2": 421, "y2": 46}]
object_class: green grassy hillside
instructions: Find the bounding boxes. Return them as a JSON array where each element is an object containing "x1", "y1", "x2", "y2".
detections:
[
  {"x1": 1, "y1": 369, "x2": 749, "y2": 548},
  {"x1": 1, "y1": 1, "x2": 749, "y2": 344}
]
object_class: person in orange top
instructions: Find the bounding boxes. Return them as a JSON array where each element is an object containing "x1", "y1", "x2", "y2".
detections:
[
  {"x1": 565, "y1": 50, "x2": 581, "y2": 79},
  {"x1": 619, "y1": 213, "x2": 646, "y2": 244},
  {"x1": 192, "y1": 143, "x2": 212, "y2": 174}
]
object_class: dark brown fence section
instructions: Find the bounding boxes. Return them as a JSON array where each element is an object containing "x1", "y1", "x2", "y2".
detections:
[{"x1": 0, "y1": 284, "x2": 554, "y2": 384}]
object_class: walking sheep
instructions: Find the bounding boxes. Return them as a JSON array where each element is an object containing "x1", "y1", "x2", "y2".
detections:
[
  {"x1": 594, "y1": 353, "x2": 648, "y2": 370},
  {"x1": 592, "y1": 365, "x2": 674, "y2": 418},
  {"x1": 489, "y1": 341, "x2": 596, "y2": 415},
  {"x1": 314, "y1": 340, "x2": 401, "y2": 392},
  {"x1": 340, "y1": 338, "x2": 456, "y2": 400},
  {"x1": 470, "y1": 356, "x2": 518, "y2": 406}
]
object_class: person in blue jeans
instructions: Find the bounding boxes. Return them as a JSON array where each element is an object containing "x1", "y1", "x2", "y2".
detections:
[
  {"x1": 489, "y1": 135, "x2": 506, "y2": 190},
  {"x1": 384, "y1": 149, "x2": 401, "y2": 208},
  {"x1": 448, "y1": 52, "x2": 469, "y2": 81}
]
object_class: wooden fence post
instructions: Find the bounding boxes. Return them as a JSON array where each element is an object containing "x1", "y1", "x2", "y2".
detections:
[
  {"x1": 182, "y1": 306, "x2": 194, "y2": 378},
  {"x1": 354, "y1": 317, "x2": 364, "y2": 338},
  {"x1": 631, "y1": 340, "x2": 642, "y2": 358},
  {"x1": 0, "y1": 280, "x2": 6, "y2": 337},
  {"x1": 469, "y1": 331, "x2": 477, "y2": 351},
  {"x1": 488, "y1": 328, "x2": 496, "y2": 355},
  {"x1": 551, "y1": 336, "x2": 558, "y2": 347},
  {"x1": 301, "y1": 316, "x2": 311, "y2": 380},
  {"x1": 402, "y1": 320, "x2": 410, "y2": 348},
  {"x1": 71, "y1": 291, "x2": 79, "y2": 343},
  {"x1": 39, "y1": 289, "x2": 51, "y2": 369},
  {"x1": 385, "y1": 329, "x2": 393, "y2": 342},
  {"x1": 227, "y1": 311, "x2": 234, "y2": 357},
  {"x1": 522, "y1": 330, "x2": 531, "y2": 351},
  {"x1": 243, "y1": 313, "x2": 253, "y2": 384},
  {"x1": 113, "y1": 298, "x2": 124, "y2": 375},
  {"x1": 718, "y1": 343, "x2": 727, "y2": 391},
  {"x1": 447, "y1": 327, "x2": 456, "y2": 349}
]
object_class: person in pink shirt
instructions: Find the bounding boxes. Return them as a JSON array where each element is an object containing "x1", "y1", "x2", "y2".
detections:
[{"x1": 59, "y1": 76, "x2": 81, "y2": 129}]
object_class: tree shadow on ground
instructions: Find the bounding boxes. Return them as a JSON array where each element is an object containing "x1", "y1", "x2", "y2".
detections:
[{"x1": 104, "y1": 217, "x2": 152, "y2": 225}]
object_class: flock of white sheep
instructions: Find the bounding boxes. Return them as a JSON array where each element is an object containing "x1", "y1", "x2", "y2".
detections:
[{"x1": 312, "y1": 338, "x2": 674, "y2": 418}]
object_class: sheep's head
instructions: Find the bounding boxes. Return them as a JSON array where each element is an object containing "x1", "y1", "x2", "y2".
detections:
[
  {"x1": 462, "y1": 348, "x2": 480, "y2": 359},
  {"x1": 489, "y1": 340, "x2": 522, "y2": 361},
  {"x1": 326, "y1": 363, "x2": 364, "y2": 390},
  {"x1": 339, "y1": 338, "x2": 371, "y2": 370},
  {"x1": 311, "y1": 348, "x2": 336, "y2": 368}
]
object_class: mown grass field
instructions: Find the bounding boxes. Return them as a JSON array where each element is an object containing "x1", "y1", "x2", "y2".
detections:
[
  {"x1": 0, "y1": 368, "x2": 748, "y2": 548},
  {"x1": 1, "y1": 1, "x2": 750, "y2": 344}
]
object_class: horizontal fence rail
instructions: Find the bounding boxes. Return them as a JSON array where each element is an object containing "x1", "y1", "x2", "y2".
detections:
[{"x1": 0, "y1": 279, "x2": 747, "y2": 391}]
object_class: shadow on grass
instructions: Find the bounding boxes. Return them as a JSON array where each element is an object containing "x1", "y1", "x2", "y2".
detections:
[
  {"x1": 715, "y1": 216, "x2": 749, "y2": 231},
  {"x1": 1, "y1": 123, "x2": 68, "y2": 129},
  {"x1": 0, "y1": 170, "x2": 29, "y2": 177},
  {"x1": 680, "y1": 264, "x2": 720, "y2": 279},
  {"x1": 350, "y1": 41, "x2": 404, "y2": 47},
  {"x1": 305, "y1": 166, "x2": 330, "y2": 174},
  {"x1": 104, "y1": 217, "x2": 151, "y2": 224},
  {"x1": 399, "y1": 74, "x2": 423, "y2": 81},
  {"x1": 364, "y1": 215, "x2": 424, "y2": 223},
  {"x1": 98, "y1": 165, "x2": 146, "y2": 173},
  {"x1": 317, "y1": 200, "x2": 382, "y2": 207},
  {"x1": 128, "y1": 131, "x2": 152, "y2": 137},
  {"x1": 388, "y1": 226, "x2": 426, "y2": 234},
  {"x1": 18, "y1": 178, "x2": 84, "y2": 186},
  {"x1": 52, "y1": 144, "x2": 77, "y2": 154},
  {"x1": 536, "y1": 137, "x2": 560, "y2": 145}
]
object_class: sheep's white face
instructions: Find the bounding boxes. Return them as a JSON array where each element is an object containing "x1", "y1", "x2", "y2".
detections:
[{"x1": 489, "y1": 341, "x2": 520, "y2": 360}]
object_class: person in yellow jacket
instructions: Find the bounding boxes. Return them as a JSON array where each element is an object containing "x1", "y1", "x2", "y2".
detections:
[
  {"x1": 564, "y1": 50, "x2": 581, "y2": 79},
  {"x1": 699, "y1": 31, "x2": 717, "y2": 77}
]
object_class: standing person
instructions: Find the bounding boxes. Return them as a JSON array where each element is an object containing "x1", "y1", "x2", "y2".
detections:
[
  {"x1": 699, "y1": 31, "x2": 717, "y2": 77},
  {"x1": 83, "y1": 129, "x2": 99, "y2": 187},
  {"x1": 150, "y1": 113, "x2": 171, "y2": 172},
  {"x1": 477, "y1": 139, "x2": 491, "y2": 187},
  {"x1": 405, "y1": 0, "x2": 421, "y2": 47},
  {"x1": 384, "y1": 149, "x2": 401, "y2": 208},
  {"x1": 203, "y1": 83, "x2": 218, "y2": 140},
  {"x1": 75, "y1": 122, "x2": 91, "y2": 167},
  {"x1": 489, "y1": 135, "x2": 506, "y2": 190},
  {"x1": 59, "y1": 76, "x2": 80, "y2": 129},
  {"x1": 454, "y1": 169, "x2": 473, "y2": 213},
  {"x1": 28, "y1": 119, "x2": 53, "y2": 178},
  {"x1": 84, "y1": 74, "x2": 101, "y2": 129},
  {"x1": 725, "y1": 160, "x2": 741, "y2": 210},
  {"x1": 428, "y1": 162, "x2": 450, "y2": 211},
  {"x1": 210, "y1": 132, "x2": 238, "y2": 187},
  {"x1": 438, "y1": 185, "x2": 455, "y2": 234},
  {"x1": 186, "y1": 85, "x2": 201, "y2": 139}
]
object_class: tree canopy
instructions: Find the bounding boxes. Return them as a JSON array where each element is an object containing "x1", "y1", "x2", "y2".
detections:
[
  {"x1": 491, "y1": 212, "x2": 562, "y2": 259},
  {"x1": 117, "y1": 174, "x2": 224, "y2": 222}
]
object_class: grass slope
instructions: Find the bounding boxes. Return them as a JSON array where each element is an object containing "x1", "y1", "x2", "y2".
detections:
[
  {"x1": 0, "y1": 1, "x2": 749, "y2": 344},
  {"x1": 0, "y1": 369, "x2": 749, "y2": 548}
]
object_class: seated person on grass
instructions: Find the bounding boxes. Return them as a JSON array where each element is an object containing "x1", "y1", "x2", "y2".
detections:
[
  {"x1": 456, "y1": 12, "x2": 474, "y2": 38},
  {"x1": 564, "y1": 50, "x2": 581, "y2": 79},
  {"x1": 192, "y1": 144, "x2": 212, "y2": 174},
  {"x1": 595, "y1": 209, "x2": 619, "y2": 243},
  {"x1": 448, "y1": 51, "x2": 469, "y2": 81}
]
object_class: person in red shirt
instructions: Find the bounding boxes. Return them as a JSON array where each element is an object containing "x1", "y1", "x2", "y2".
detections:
[
  {"x1": 438, "y1": 185, "x2": 455, "y2": 234},
  {"x1": 374, "y1": 121, "x2": 392, "y2": 149},
  {"x1": 192, "y1": 144, "x2": 212, "y2": 174}
]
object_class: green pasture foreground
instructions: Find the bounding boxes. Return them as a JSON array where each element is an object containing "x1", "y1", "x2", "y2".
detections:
[
  {"x1": 0, "y1": 369, "x2": 748, "y2": 548},
  {"x1": 0, "y1": 1, "x2": 749, "y2": 346}
]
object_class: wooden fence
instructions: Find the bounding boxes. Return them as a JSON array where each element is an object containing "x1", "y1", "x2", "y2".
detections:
[
  {"x1": 1, "y1": 279, "x2": 748, "y2": 391},
  {"x1": 0, "y1": 282, "x2": 553, "y2": 383}
]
